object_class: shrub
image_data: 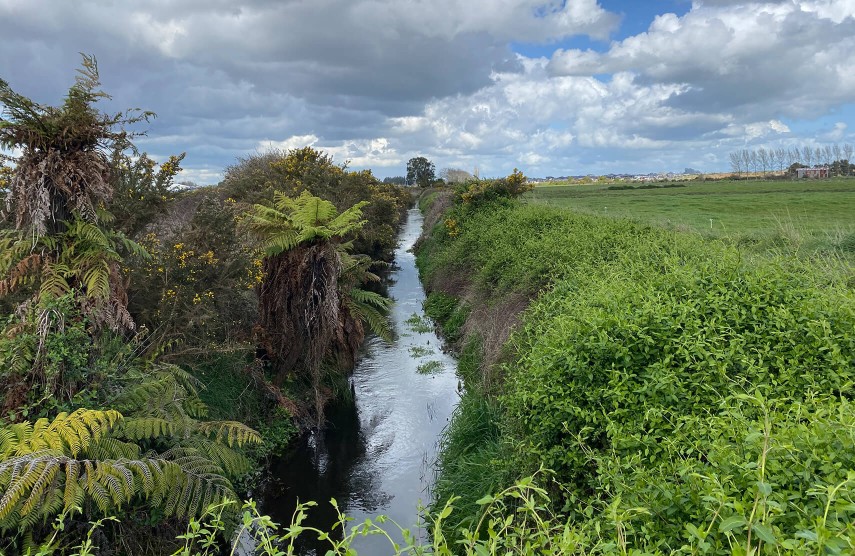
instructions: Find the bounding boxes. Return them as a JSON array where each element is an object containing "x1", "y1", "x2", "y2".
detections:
[
  {"x1": 505, "y1": 250, "x2": 855, "y2": 490},
  {"x1": 458, "y1": 169, "x2": 532, "y2": 205}
]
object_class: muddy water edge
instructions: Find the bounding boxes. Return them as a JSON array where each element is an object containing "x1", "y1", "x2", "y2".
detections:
[{"x1": 259, "y1": 207, "x2": 460, "y2": 554}]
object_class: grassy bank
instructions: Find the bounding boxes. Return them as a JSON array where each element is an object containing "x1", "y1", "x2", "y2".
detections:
[{"x1": 416, "y1": 188, "x2": 855, "y2": 553}]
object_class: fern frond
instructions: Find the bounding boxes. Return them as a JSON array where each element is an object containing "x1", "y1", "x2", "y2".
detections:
[
  {"x1": 262, "y1": 230, "x2": 300, "y2": 256},
  {"x1": 2, "y1": 409, "x2": 122, "y2": 458},
  {"x1": 195, "y1": 420, "x2": 262, "y2": 448},
  {"x1": 186, "y1": 438, "x2": 253, "y2": 477},
  {"x1": 349, "y1": 288, "x2": 393, "y2": 309},
  {"x1": 347, "y1": 296, "x2": 393, "y2": 341},
  {"x1": 119, "y1": 417, "x2": 177, "y2": 442},
  {"x1": 0, "y1": 451, "x2": 238, "y2": 526},
  {"x1": 84, "y1": 437, "x2": 142, "y2": 460},
  {"x1": 114, "y1": 364, "x2": 204, "y2": 419},
  {"x1": 346, "y1": 287, "x2": 393, "y2": 341},
  {"x1": 327, "y1": 201, "x2": 368, "y2": 237}
]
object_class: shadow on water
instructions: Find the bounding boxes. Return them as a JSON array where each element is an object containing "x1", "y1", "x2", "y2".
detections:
[
  {"x1": 259, "y1": 208, "x2": 460, "y2": 555},
  {"x1": 261, "y1": 396, "x2": 384, "y2": 554}
]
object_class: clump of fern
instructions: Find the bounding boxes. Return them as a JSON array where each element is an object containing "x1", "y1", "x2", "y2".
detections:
[{"x1": 0, "y1": 364, "x2": 261, "y2": 551}]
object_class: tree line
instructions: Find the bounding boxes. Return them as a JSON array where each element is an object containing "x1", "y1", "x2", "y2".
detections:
[{"x1": 729, "y1": 144, "x2": 854, "y2": 176}]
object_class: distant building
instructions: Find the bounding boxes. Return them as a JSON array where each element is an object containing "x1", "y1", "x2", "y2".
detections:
[{"x1": 796, "y1": 167, "x2": 829, "y2": 179}]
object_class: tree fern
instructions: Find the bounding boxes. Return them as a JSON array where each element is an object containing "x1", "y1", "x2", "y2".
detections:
[
  {"x1": 0, "y1": 406, "x2": 261, "y2": 534},
  {"x1": 249, "y1": 190, "x2": 393, "y2": 420},
  {"x1": 250, "y1": 190, "x2": 368, "y2": 256}
]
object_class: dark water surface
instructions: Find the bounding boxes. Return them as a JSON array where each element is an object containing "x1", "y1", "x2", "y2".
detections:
[{"x1": 261, "y1": 208, "x2": 460, "y2": 554}]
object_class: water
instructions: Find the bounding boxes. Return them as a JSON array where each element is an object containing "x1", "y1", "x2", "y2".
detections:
[{"x1": 261, "y1": 208, "x2": 460, "y2": 554}]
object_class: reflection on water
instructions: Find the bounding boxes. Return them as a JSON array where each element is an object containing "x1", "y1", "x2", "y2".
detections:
[{"x1": 261, "y1": 208, "x2": 460, "y2": 554}]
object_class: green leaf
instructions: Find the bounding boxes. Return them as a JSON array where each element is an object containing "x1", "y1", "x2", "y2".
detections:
[
  {"x1": 719, "y1": 515, "x2": 747, "y2": 533},
  {"x1": 751, "y1": 523, "x2": 777, "y2": 545}
]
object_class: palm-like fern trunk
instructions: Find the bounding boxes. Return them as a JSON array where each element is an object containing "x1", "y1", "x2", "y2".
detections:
[{"x1": 257, "y1": 243, "x2": 345, "y2": 422}]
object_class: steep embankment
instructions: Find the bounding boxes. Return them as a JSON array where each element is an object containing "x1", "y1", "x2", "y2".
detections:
[{"x1": 416, "y1": 190, "x2": 855, "y2": 553}]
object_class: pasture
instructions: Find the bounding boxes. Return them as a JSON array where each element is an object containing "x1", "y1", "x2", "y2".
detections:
[{"x1": 526, "y1": 178, "x2": 855, "y2": 245}]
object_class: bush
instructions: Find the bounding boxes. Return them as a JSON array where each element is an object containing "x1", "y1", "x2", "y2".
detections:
[
  {"x1": 457, "y1": 169, "x2": 532, "y2": 205},
  {"x1": 505, "y1": 250, "x2": 855, "y2": 491},
  {"x1": 127, "y1": 192, "x2": 258, "y2": 346}
]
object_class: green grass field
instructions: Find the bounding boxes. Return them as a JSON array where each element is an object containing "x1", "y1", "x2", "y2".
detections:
[{"x1": 526, "y1": 178, "x2": 855, "y2": 243}]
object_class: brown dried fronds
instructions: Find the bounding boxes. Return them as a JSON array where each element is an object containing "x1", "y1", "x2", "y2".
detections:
[{"x1": 0, "y1": 54, "x2": 154, "y2": 234}]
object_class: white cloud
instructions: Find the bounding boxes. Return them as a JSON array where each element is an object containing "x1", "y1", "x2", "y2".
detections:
[
  {"x1": 820, "y1": 121, "x2": 848, "y2": 142},
  {"x1": 1, "y1": 0, "x2": 853, "y2": 179},
  {"x1": 550, "y1": 1, "x2": 855, "y2": 120},
  {"x1": 257, "y1": 136, "x2": 402, "y2": 168},
  {"x1": 260, "y1": 135, "x2": 320, "y2": 152}
]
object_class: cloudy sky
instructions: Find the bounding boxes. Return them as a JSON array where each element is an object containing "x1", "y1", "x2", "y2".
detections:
[{"x1": 1, "y1": 0, "x2": 853, "y2": 182}]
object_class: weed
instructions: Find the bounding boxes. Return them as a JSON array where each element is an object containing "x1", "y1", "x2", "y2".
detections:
[
  {"x1": 404, "y1": 313, "x2": 433, "y2": 333},
  {"x1": 416, "y1": 360, "x2": 444, "y2": 374},
  {"x1": 408, "y1": 345, "x2": 434, "y2": 358}
]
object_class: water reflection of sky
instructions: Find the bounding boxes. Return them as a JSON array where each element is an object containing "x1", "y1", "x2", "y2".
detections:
[{"x1": 261, "y1": 208, "x2": 460, "y2": 554}]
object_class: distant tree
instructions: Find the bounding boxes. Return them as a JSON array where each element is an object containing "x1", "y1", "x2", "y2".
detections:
[
  {"x1": 757, "y1": 148, "x2": 769, "y2": 175},
  {"x1": 844, "y1": 144, "x2": 854, "y2": 175},
  {"x1": 406, "y1": 156, "x2": 436, "y2": 187},
  {"x1": 382, "y1": 176, "x2": 406, "y2": 185},
  {"x1": 729, "y1": 152, "x2": 742, "y2": 174},
  {"x1": 822, "y1": 145, "x2": 834, "y2": 168},
  {"x1": 768, "y1": 149, "x2": 779, "y2": 172},
  {"x1": 440, "y1": 167, "x2": 474, "y2": 184},
  {"x1": 741, "y1": 150, "x2": 752, "y2": 174},
  {"x1": 802, "y1": 146, "x2": 813, "y2": 167},
  {"x1": 775, "y1": 148, "x2": 787, "y2": 172}
]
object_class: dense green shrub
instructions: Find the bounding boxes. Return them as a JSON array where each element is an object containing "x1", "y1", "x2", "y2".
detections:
[
  {"x1": 504, "y1": 248, "x2": 855, "y2": 490},
  {"x1": 456, "y1": 169, "x2": 532, "y2": 206},
  {"x1": 418, "y1": 201, "x2": 658, "y2": 297},
  {"x1": 127, "y1": 192, "x2": 259, "y2": 346},
  {"x1": 418, "y1": 198, "x2": 855, "y2": 552},
  {"x1": 582, "y1": 393, "x2": 855, "y2": 553}
]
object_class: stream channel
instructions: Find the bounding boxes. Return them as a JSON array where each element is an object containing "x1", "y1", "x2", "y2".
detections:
[{"x1": 260, "y1": 207, "x2": 461, "y2": 554}]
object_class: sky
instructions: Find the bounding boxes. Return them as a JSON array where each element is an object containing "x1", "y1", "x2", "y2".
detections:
[{"x1": 1, "y1": 0, "x2": 854, "y2": 183}]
